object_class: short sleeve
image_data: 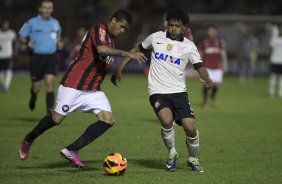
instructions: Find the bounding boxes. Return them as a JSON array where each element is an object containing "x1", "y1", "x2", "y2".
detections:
[
  {"x1": 57, "y1": 21, "x2": 62, "y2": 37},
  {"x1": 188, "y1": 43, "x2": 203, "y2": 65},
  {"x1": 18, "y1": 20, "x2": 31, "y2": 38},
  {"x1": 141, "y1": 34, "x2": 153, "y2": 50}
]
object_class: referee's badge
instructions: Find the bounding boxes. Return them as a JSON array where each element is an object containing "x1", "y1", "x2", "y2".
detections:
[{"x1": 166, "y1": 44, "x2": 173, "y2": 51}]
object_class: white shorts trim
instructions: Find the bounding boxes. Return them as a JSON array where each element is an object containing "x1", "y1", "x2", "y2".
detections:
[
  {"x1": 207, "y1": 69, "x2": 223, "y2": 84},
  {"x1": 54, "y1": 85, "x2": 112, "y2": 116}
]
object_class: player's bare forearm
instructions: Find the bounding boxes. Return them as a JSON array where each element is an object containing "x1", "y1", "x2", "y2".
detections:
[
  {"x1": 97, "y1": 45, "x2": 146, "y2": 63},
  {"x1": 197, "y1": 67, "x2": 213, "y2": 88},
  {"x1": 117, "y1": 47, "x2": 140, "y2": 72},
  {"x1": 221, "y1": 50, "x2": 228, "y2": 72},
  {"x1": 111, "y1": 46, "x2": 145, "y2": 86},
  {"x1": 97, "y1": 45, "x2": 130, "y2": 57}
]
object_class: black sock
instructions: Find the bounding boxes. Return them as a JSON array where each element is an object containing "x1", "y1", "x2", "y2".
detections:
[
  {"x1": 66, "y1": 121, "x2": 112, "y2": 152},
  {"x1": 25, "y1": 115, "x2": 57, "y2": 144},
  {"x1": 46, "y1": 92, "x2": 54, "y2": 114},
  {"x1": 211, "y1": 86, "x2": 218, "y2": 99},
  {"x1": 203, "y1": 86, "x2": 208, "y2": 102},
  {"x1": 30, "y1": 88, "x2": 37, "y2": 100}
]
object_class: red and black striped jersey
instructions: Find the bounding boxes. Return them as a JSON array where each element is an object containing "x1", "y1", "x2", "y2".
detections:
[{"x1": 61, "y1": 23, "x2": 115, "y2": 91}]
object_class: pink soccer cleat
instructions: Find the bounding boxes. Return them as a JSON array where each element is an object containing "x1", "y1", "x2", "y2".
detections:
[{"x1": 19, "y1": 140, "x2": 31, "y2": 160}]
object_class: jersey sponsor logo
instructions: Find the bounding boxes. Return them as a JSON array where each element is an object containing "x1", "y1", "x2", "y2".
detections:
[
  {"x1": 166, "y1": 44, "x2": 173, "y2": 51},
  {"x1": 154, "y1": 52, "x2": 181, "y2": 65},
  {"x1": 99, "y1": 28, "x2": 106, "y2": 42},
  {"x1": 204, "y1": 47, "x2": 221, "y2": 54}
]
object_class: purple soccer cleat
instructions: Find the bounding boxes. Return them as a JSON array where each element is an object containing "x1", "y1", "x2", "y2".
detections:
[
  {"x1": 60, "y1": 148, "x2": 85, "y2": 168},
  {"x1": 19, "y1": 140, "x2": 31, "y2": 160},
  {"x1": 165, "y1": 153, "x2": 178, "y2": 171}
]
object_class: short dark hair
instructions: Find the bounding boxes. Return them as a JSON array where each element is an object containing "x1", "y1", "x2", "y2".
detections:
[
  {"x1": 111, "y1": 9, "x2": 132, "y2": 26},
  {"x1": 166, "y1": 7, "x2": 189, "y2": 25},
  {"x1": 39, "y1": 0, "x2": 53, "y2": 7}
]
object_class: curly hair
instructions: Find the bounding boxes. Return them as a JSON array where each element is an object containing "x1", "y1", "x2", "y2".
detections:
[{"x1": 166, "y1": 7, "x2": 189, "y2": 25}]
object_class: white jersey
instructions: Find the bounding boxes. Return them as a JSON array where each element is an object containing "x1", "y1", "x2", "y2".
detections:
[
  {"x1": 270, "y1": 35, "x2": 282, "y2": 64},
  {"x1": 141, "y1": 31, "x2": 202, "y2": 95},
  {"x1": 0, "y1": 29, "x2": 16, "y2": 59}
]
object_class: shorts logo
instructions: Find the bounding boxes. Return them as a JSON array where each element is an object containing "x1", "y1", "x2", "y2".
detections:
[
  {"x1": 154, "y1": 100, "x2": 160, "y2": 109},
  {"x1": 62, "y1": 105, "x2": 69, "y2": 112}
]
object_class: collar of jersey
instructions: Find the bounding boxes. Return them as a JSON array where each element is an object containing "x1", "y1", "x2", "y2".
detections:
[
  {"x1": 37, "y1": 15, "x2": 52, "y2": 21},
  {"x1": 166, "y1": 31, "x2": 184, "y2": 42}
]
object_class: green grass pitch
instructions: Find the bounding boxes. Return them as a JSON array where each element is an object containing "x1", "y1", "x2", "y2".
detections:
[{"x1": 0, "y1": 73, "x2": 281, "y2": 184}]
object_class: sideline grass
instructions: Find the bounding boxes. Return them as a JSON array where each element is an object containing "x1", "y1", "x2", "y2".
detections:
[{"x1": 0, "y1": 74, "x2": 281, "y2": 184}]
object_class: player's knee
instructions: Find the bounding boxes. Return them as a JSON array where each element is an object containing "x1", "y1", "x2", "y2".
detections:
[
  {"x1": 102, "y1": 117, "x2": 114, "y2": 125},
  {"x1": 182, "y1": 119, "x2": 197, "y2": 135},
  {"x1": 161, "y1": 118, "x2": 174, "y2": 128},
  {"x1": 51, "y1": 112, "x2": 65, "y2": 124}
]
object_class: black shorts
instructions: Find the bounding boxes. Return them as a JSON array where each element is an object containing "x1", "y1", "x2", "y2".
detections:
[
  {"x1": 149, "y1": 92, "x2": 195, "y2": 126},
  {"x1": 30, "y1": 53, "x2": 57, "y2": 82},
  {"x1": 270, "y1": 64, "x2": 282, "y2": 74},
  {"x1": 0, "y1": 59, "x2": 12, "y2": 70}
]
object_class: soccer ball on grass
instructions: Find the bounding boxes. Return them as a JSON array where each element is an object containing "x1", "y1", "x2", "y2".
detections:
[{"x1": 103, "y1": 152, "x2": 127, "y2": 176}]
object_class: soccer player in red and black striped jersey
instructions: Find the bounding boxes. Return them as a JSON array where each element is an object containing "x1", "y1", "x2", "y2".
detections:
[{"x1": 18, "y1": 9, "x2": 147, "y2": 168}]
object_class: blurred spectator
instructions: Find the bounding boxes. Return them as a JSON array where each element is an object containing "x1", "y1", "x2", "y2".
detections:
[
  {"x1": 56, "y1": 36, "x2": 70, "y2": 71},
  {"x1": 269, "y1": 24, "x2": 282, "y2": 99},
  {"x1": 68, "y1": 27, "x2": 86, "y2": 63},
  {"x1": 198, "y1": 25, "x2": 228, "y2": 107},
  {"x1": 0, "y1": 20, "x2": 16, "y2": 92},
  {"x1": 240, "y1": 31, "x2": 259, "y2": 82}
]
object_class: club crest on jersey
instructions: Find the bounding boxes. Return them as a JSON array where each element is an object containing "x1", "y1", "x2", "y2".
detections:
[
  {"x1": 62, "y1": 105, "x2": 69, "y2": 112},
  {"x1": 166, "y1": 44, "x2": 173, "y2": 51},
  {"x1": 154, "y1": 52, "x2": 181, "y2": 65}
]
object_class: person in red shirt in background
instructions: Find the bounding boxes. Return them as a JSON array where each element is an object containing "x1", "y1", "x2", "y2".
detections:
[{"x1": 198, "y1": 25, "x2": 228, "y2": 107}]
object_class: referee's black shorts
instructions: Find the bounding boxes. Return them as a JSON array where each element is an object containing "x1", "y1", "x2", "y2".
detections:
[
  {"x1": 30, "y1": 53, "x2": 57, "y2": 82},
  {"x1": 149, "y1": 92, "x2": 195, "y2": 126}
]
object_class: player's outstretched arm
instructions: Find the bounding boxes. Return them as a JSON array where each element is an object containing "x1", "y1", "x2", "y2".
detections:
[
  {"x1": 97, "y1": 45, "x2": 146, "y2": 63},
  {"x1": 197, "y1": 67, "x2": 214, "y2": 88},
  {"x1": 111, "y1": 47, "x2": 146, "y2": 86}
]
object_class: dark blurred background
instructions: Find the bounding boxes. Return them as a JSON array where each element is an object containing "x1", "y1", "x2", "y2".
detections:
[{"x1": 1, "y1": 0, "x2": 282, "y2": 74}]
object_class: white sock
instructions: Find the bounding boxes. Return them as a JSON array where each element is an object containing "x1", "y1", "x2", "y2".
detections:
[
  {"x1": 3, "y1": 69, "x2": 12, "y2": 91},
  {"x1": 161, "y1": 126, "x2": 177, "y2": 155},
  {"x1": 186, "y1": 130, "x2": 199, "y2": 162},
  {"x1": 269, "y1": 73, "x2": 276, "y2": 97},
  {"x1": 279, "y1": 75, "x2": 282, "y2": 98}
]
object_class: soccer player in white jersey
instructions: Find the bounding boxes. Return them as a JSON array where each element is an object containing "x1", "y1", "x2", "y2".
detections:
[
  {"x1": 269, "y1": 24, "x2": 282, "y2": 99},
  {"x1": 111, "y1": 7, "x2": 213, "y2": 172}
]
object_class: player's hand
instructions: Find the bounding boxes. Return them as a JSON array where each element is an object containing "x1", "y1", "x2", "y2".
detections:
[
  {"x1": 205, "y1": 78, "x2": 214, "y2": 88},
  {"x1": 111, "y1": 71, "x2": 122, "y2": 87},
  {"x1": 27, "y1": 40, "x2": 35, "y2": 48},
  {"x1": 128, "y1": 52, "x2": 147, "y2": 64}
]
